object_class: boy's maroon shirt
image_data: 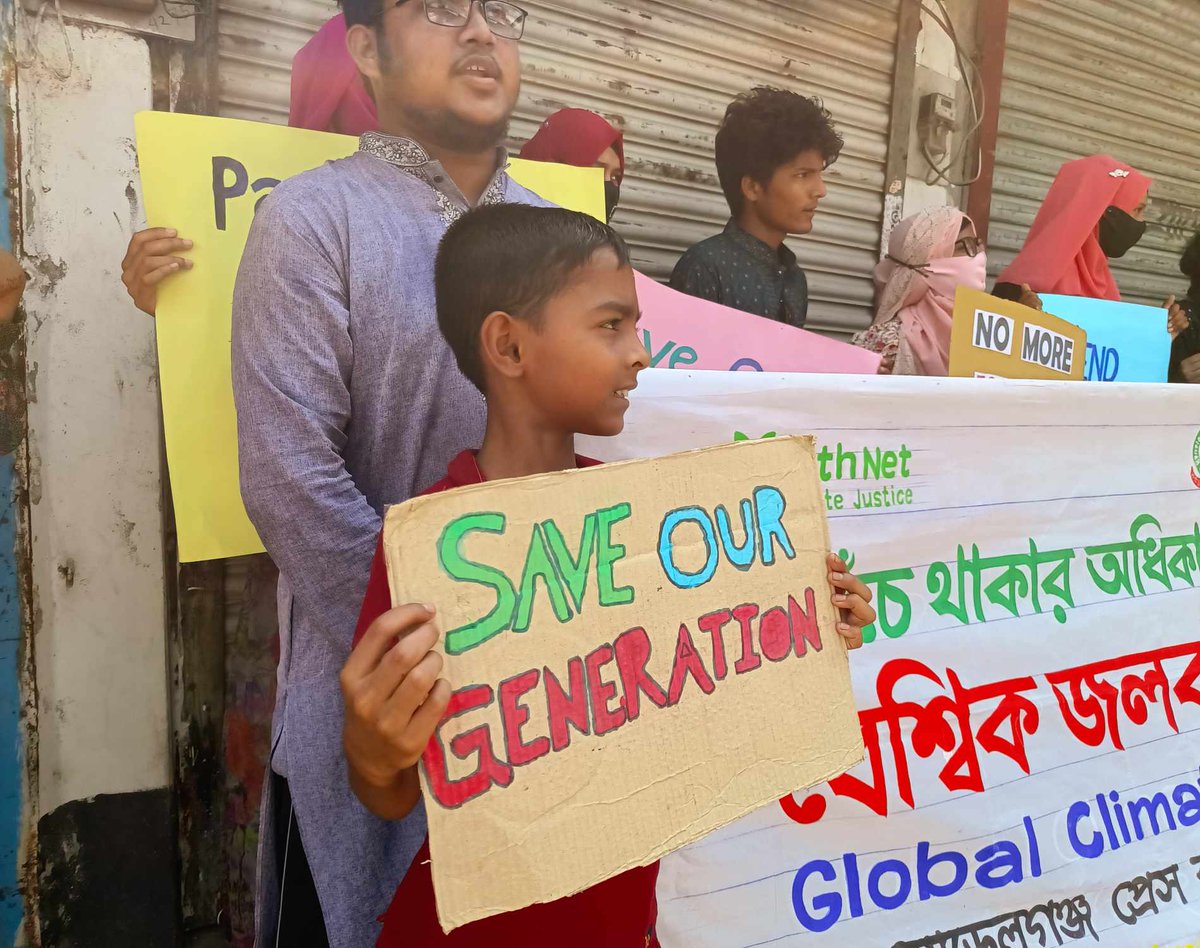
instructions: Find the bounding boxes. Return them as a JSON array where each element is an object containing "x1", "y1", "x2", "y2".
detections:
[{"x1": 353, "y1": 449, "x2": 660, "y2": 948}]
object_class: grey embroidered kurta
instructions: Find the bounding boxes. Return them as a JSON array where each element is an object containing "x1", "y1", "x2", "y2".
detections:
[{"x1": 231, "y1": 133, "x2": 550, "y2": 948}]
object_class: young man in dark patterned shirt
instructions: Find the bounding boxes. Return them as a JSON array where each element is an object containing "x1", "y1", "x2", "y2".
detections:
[{"x1": 671, "y1": 87, "x2": 844, "y2": 329}]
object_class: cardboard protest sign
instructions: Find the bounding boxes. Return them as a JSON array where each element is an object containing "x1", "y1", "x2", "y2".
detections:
[
  {"x1": 134, "y1": 111, "x2": 604, "y2": 561},
  {"x1": 580, "y1": 369, "x2": 1200, "y2": 947},
  {"x1": 635, "y1": 273, "x2": 882, "y2": 375},
  {"x1": 948, "y1": 288, "x2": 1086, "y2": 380},
  {"x1": 1041, "y1": 293, "x2": 1171, "y2": 382},
  {"x1": 381, "y1": 437, "x2": 864, "y2": 930}
]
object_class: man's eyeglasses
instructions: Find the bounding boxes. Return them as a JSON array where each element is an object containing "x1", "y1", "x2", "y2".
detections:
[{"x1": 385, "y1": 0, "x2": 527, "y2": 39}]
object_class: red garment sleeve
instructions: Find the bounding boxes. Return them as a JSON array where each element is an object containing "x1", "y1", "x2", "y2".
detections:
[{"x1": 352, "y1": 533, "x2": 391, "y2": 647}]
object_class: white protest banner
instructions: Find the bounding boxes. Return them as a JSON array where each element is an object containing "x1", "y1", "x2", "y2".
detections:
[
  {"x1": 581, "y1": 370, "x2": 1200, "y2": 947},
  {"x1": 382, "y1": 438, "x2": 863, "y2": 931}
]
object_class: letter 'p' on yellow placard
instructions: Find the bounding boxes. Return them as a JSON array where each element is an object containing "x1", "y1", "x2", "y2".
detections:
[
  {"x1": 948, "y1": 288, "x2": 1087, "y2": 381},
  {"x1": 134, "y1": 112, "x2": 605, "y2": 562}
]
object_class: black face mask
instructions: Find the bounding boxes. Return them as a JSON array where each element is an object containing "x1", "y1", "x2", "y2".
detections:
[
  {"x1": 604, "y1": 180, "x2": 621, "y2": 223},
  {"x1": 1098, "y1": 205, "x2": 1146, "y2": 259}
]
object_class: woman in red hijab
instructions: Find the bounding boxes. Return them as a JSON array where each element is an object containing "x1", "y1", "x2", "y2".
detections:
[
  {"x1": 995, "y1": 154, "x2": 1151, "y2": 301},
  {"x1": 288, "y1": 13, "x2": 378, "y2": 136},
  {"x1": 994, "y1": 154, "x2": 1188, "y2": 337},
  {"x1": 519, "y1": 108, "x2": 625, "y2": 221}
]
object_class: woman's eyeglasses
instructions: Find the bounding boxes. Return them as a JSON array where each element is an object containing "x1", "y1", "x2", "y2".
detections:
[
  {"x1": 384, "y1": 0, "x2": 527, "y2": 39},
  {"x1": 954, "y1": 235, "x2": 983, "y2": 258}
]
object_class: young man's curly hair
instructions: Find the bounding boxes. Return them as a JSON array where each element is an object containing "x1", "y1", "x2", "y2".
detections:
[{"x1": 714, "y1": 87, "x2": 844, "y2": 217}]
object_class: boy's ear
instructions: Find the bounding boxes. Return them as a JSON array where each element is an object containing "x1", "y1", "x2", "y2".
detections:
[
  {"x1": 345, "y1": 23, "x2": 383, "y2": 82},
  {"x1": 741, "y1": 174, "x2": 765, "y2": 207},
  {"x1": 479, "y1": 310, "x2": 526, "y2": 382}
]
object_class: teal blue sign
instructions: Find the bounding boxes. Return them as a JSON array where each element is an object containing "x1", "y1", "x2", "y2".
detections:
[{"x1": 1041, "y1": 294, "x2": 1172, "y2": 383}]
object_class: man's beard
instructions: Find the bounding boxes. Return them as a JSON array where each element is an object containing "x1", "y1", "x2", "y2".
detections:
[
  {"x1": 401, "y1": 105, "x2": 510, "y2": 155},
  {"x1": 378, "y1": 33, "x2": 512, "y2": 154}
]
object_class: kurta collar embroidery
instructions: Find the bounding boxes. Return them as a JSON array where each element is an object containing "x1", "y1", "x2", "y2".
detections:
[{"x1": 358, "y1": 132, "x2": 511, "y2": 224}]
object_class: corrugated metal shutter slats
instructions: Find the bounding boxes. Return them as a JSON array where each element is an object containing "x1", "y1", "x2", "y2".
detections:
[
  {"x1": 217, "y1": 0, "x2": 901, "y2": 336},
  {"x1": 989, "y1": 0, "x2": 1200, "y2": 306}
]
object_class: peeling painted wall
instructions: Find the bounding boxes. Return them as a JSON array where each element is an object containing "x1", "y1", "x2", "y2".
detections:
[
  {"x1": 19, "y1": 22, "x2": 166, "y2": 818},
  {"x1": 903, "y1": 0, "x2": 980, "y2": 217},
  {"x1": 17, "y1": 21, "x2": 175, "y2": 943},
  {"x1": 0, "y1": 5, "x2": 31, "y2": 944}
]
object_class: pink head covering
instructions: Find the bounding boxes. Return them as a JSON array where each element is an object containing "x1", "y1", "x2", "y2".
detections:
[
  {"x1": 519, "y1": 109, "x2": 624, "y2": 176},
  {"x1": 871, "y1": 206, "x2": 986, "y2": 376},
  {"x1": 288, "y1": 14, "x2": 379, "y2": 136},
  {"x1": 996, "y1": 154, "x2": 1151, "y2": 302}
]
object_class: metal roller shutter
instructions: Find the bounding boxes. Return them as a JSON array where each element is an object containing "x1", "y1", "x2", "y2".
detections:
[
  {"x1": 988, "y1": 0, "x2": 1200, "y2": 306},
  {"x1": 216, "y1": 0, "x2": 901, "y2": 335}
]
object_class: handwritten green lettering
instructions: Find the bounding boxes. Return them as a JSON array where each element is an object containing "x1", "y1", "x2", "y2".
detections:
[
  {"x1": 439, "y1": 512, "x2": 518, "y2": 655},
  {"x1": 542, "y1": 515, "x2": 597, "y2": 612},
  {"x1": 596, "y1": 502, "x2": 635, "y2": 606},
  {"x1": 513, "y1": 524, "x2": 574, "y2": 633}
]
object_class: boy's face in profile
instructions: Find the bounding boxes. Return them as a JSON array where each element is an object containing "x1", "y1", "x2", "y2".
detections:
[
  {"x1": 518, "y1": 250, "x2": 647, "y2": 437},
  {"x1": 745, "y1": 147, "x2": 829, "y2": 237}
]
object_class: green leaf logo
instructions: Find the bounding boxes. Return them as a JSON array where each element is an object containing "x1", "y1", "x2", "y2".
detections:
[{"x1": 733, "y1": 431, "x2": 778, "y2": 442}]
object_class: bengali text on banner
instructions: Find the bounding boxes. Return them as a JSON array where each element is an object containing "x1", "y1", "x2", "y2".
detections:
[{"x1": 580, "y1": 370, "x2": 1200, "y2": 948}]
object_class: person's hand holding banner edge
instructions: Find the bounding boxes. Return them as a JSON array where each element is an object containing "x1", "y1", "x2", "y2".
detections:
[
  {"x1": 828, "y1": 552, "x2": 873, "y2": 650},
  {"x1": 121, "y1": 226, "x2": 194, "y2": 316}
]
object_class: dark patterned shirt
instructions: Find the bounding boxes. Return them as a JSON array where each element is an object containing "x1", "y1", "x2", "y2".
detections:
[{"x1": 670, "y1": 220, "x2": 809, "y2": 327}]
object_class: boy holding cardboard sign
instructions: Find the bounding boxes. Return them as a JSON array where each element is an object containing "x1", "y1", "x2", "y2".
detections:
[{"x1": 340, "y1": 205, "x2": 876, "y2": 945}]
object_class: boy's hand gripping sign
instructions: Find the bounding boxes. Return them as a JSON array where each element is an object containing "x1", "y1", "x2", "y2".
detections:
[{"x1": 383, "y1": 437, "x2": 864, "y2": 930}]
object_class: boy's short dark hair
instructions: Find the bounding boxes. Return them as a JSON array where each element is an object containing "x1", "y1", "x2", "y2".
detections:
[
  {"x1": 340, "y1": 0, "x2": 380, "y2": 30},
  {"x1": 435, "y1": 204, "x2": 632, "y2": 392},
  {"x1": 715, "y1": 87, "x2": 844, "y2": 217}
]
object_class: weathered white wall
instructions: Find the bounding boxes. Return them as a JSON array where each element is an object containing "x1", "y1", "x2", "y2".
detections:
[
  {"x1": 903, "y1": 1, "x2": 978, "y2": 217},
  {"x1": 18, "y1": 24, "x2": 168, "y2": 816}
]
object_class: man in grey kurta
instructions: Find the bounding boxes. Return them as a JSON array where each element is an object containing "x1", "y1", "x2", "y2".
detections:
[{"x1": 233, "y1": 130, "x2": 549, "y2": 945}]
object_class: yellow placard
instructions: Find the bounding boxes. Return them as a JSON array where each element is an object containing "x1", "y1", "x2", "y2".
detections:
[
  {"x1": 134, "y1": 112, "x2": 605, "y2": 561},
  {"x1": 383, "y1": 437, "x2": 862, "y2": 931},
  {"x1": 948, "y1": 287, "x2": 1087, "y2": 381}
]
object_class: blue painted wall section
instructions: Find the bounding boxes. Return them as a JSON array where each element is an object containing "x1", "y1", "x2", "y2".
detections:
[
  {"x1": 0, "y1": 453, "x2": 22, "y2": 946},
  {"x1": 0, "y1": 25, "x2": 27, "y2": 943}
]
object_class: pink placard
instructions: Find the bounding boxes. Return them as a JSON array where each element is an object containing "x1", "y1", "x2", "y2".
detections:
[{"x1": 635, "y1": 272, "x2": 881, "y2": 374}]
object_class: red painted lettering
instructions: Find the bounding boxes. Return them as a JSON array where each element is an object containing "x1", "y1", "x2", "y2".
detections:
[
  {"x1": 790, "y1": 588, "x2": 823, "y2": 656},
  {"x1": 667, "y1": 623, "x2": 716, "y2": 705},
  {"x1": 586, "y1": 643, "x2": 628, "y2": 736},
  {"x1": 498, "y1": 669, "x2": 551, "y2": 767},
  {"x1": 544, "y1": 658, "x2": 590, "y2": 752},
  {"x1": 614, "y1": 626, "x2": 668, "y2": 722},
  {"x1": 732, "y1": 602, "x2": 762, "y2": 674},
  {"x1": 759, "y1": 606, "x2": 792, "y2": 662},
  {"x1": 423, "y1": 684, "x2": 513, "y2": 809},
  {"x1": 698, "y1": 607, "x2": 731, "y2": 680}
]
